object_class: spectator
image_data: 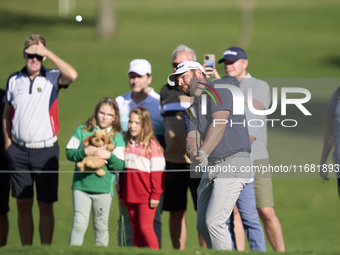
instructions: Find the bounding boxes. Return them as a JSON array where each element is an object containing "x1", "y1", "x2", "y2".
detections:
[
  {"x1": 320, "y1": 87, "x2": 340, "y2": 197},
  {"x1": 226, "y1": 107, "x2": 266, "y2": 252},
  {"x1": 115, "y1": 59, "x2": 165, "y2": 247},
  {"x1": 160, "y1": 45, "x2": 206, "y2": 249},
  {"x1": 0, "y1": 89, "x2": 10, "y2": 247},
  {"x1": 2, "y1": 34, "x2": 77, "y2": 245},
  {"x1": 67, "y1": 97, "x2": 125, "y2": 246},
  {"x1": 119, "y1": 107, "x2": 165, "y2": 249}
]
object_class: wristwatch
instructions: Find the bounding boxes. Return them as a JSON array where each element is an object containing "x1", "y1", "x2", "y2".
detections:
[{"x1": 186, "y1": 148, "x2": 194, "y2": 157}]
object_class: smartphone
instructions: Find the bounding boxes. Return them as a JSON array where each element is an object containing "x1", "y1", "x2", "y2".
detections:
[{"x1": 204, "y1": 54, "x2": 215, "y2": 69}]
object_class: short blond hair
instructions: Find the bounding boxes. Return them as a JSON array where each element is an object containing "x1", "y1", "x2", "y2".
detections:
[{"x1": 24, "y1": 34, "x2": 46, "y2": 49}]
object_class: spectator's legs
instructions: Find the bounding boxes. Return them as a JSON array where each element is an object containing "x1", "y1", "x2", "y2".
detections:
[
  {"x1": 126, "y1": 203, "x2": 144, "y2": 247},
  {"x1": 196, "y1": 174, "x2": 212, "y2": 248},
  {"x1": 153, "y1": 193, "x2": 163, "y2": 248},
  {"x1": 119, "y1": 195, "x2": 162, "y2": 247},
  {"x1": 138, "y1": 203, "x2": 159, "y2": 249},
  {"x1": 118, "y1": 205, "x2": 133, "y2": 246},
  {"x1": 38, "y1": 201, "x2": 54, "y2": 244},
  {"x1": 17, "y1": 198, "x2": 34, "y2": 245},
  {"x1": 127, "y1": 203, "x2": 159, "y2": 249},
  {"x1": 257, "y1": 207, "x2": 285, "y2": 252},
  {"x1": 198, "y1": 233, "x2": 207, "y2": 248},
  {"x1": 169, "y1": 210, "x2": 186, "y2": 249},
  {"x1": 0, "y1": 171, "x2": 10, "y2": 247},
  {"x1": 69, "y1": 190, "x2": 91, "y2": 246},
  {"x1": 0, "y1": 213, "x2": 9, "y2": 247},
  {"x1": 91, "y1": 193, "x2": 112, "y2": 246},
  {"x1": 189, "y1": 174, "x2": 207, "y2": 248},
  {"x1": 237, "y1": 183, "x2": 266, "y2": 251},
  {"x1": 232, "y1": 206, "x2": 245, "y2": 251},
  {"x1": 253, "y1": 159, "x2": 284, "y2": 252}
]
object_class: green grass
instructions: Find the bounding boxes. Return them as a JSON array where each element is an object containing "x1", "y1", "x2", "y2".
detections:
[{"x1": 1, "y1": 0, "x2": 340, "y2": 254}]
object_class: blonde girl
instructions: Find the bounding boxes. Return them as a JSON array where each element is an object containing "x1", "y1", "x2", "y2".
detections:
[
  {"x1": 66, "y1": 97, "x2": 125, "y2": 246},
  {"x1": 119, "y1": 107, "x2": 165, "y2": 249}
]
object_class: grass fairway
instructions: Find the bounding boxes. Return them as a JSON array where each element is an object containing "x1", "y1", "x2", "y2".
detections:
[{"x1": 1, "y1": 0, "x2": 340, "y2": 254}]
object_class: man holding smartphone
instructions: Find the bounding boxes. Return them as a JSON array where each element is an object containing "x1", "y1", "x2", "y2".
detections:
[{"x1": 204, "y1": 54, "x2": 215, "y2": 70}]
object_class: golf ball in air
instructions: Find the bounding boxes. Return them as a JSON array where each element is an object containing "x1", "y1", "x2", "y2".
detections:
[{"x1": 75, "y1": 15, "x2": 82, "y2": 22}]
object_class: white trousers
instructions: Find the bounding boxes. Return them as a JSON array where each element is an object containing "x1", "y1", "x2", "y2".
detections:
[
  {"x1": 69, "y1": 190, "x2": 112, "y2": 246},
  {"x1": 196, "y1": 152, "x2": 251, "y2": 250}
]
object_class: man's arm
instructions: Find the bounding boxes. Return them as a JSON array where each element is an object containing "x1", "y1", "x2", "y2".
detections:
[
  {"x1": 187, "y1": 110, "x2": 229, "y2": 166},
  {"x1": 250, "y1": 100, "x2": 265, "y2": 111},
  {"x1": 200, "y1": 110, "x2": 230, "y2": 155},
  {"x1": 186, "y1": 130, "x2": 200, "y2": 155},
  {"x1": 249, "y1": 135, "x2": 255, "y2": 144},
  {"x1": 3, "y1": 104, "x2": 12, "y2": 150},
  {"x1": 244, "y1": 97, "x2": 265, "y2": 111},
  {"x1": 25, "y1": 41, "x2": 78, "y2": 86},
  {"x1": 184, "y1": 110, "x2": 202, "y2": 163},
  {"x1": 250, "y1": 79, "x2": 271, "y2": 110}
]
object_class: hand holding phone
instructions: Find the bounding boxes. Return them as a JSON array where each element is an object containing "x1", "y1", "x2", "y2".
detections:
[
  {"x1": 204, "y1": 54, "x2": 215, "y2": 69},
  {"x1": 203, "y1": 54, "x2": 217, "y2": 79}
]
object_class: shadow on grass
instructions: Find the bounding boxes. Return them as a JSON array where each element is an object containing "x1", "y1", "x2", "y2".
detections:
[
  {"x1": 322, "y1": 56, "x2": 340, "y2": 69},
  {"x1": 1, "y1": 245, "x2": 340, "y2": 255},
  {"x1": 0, "y1": 10, "x2": 95, "y2": 30}
]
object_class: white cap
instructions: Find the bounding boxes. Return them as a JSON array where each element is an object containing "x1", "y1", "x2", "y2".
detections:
[
  {"x1": 127, "y1": 59, "x2": 152, "y2": 76},
  {"x1": 167, "y1": 61, "x2": 205, "y2": 86}
]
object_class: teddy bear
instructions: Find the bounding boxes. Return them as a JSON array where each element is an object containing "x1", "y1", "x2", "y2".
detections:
[{"x1": 77, "y1": 130, "x2": 115, "y2": 177}]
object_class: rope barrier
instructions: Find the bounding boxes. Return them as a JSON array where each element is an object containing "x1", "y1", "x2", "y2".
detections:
[{"x1": 0, "y1": 169, "x2": 199, "y2": 174}]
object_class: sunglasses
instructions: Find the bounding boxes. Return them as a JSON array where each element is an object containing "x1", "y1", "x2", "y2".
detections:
[
  {"x1": 172, "y1": 62, "x2": 180, "y2": 69},
  {"x1": 27, "y1": 54, "x2": 43, "y2": 61}
]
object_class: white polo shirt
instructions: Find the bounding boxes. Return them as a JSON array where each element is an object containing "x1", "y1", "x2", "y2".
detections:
[
  {"x1": 3, "y1": 66, "x2": 63, "y2": 143},
  {"x1": 240, "y1": 73, "x2": 271, "y2": 160},
  {"x1": 115, "y1": 88, "x2": 164, "y2": 136}
]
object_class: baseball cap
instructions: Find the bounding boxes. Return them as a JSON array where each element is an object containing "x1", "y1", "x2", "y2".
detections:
[
  {"x1": 218, "y1": 47, "x2": 247, "y2": 63},
  {"x1": 167, "y1": 61, "x2": 205, "y2": 86},
  {"x1": 127, "y1": 59, "x2": 152, "y2": 76}
]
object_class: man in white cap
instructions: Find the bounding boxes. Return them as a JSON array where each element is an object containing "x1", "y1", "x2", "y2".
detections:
[
  {"x1": 206, "y1": 47, "x2": 285, "y2": 252},
  {"x1": 168, "y1": 61, "x2": 251, "y2": 250},
  {"x1": 116, "y1": 59, "x2": 164, "y2": 139},
  {"x1": 115, "y1": 59, "x2": 164, "y2": 247}
]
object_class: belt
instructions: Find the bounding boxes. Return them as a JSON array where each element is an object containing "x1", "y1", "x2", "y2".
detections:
[
  {"x1": 209, "y1": 151, "x2": 249, "y2": 166},
  {"x1": 13, "y1": 136, "x2": 57, "y2": 149}
]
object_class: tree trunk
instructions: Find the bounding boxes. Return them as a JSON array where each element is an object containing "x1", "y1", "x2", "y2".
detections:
[
  {"x1": 236, "y1": 0, "x2": 256, "y2": 48},
  {"x1": 96, "y1": 0, "x2": 116, "y2": 39}
]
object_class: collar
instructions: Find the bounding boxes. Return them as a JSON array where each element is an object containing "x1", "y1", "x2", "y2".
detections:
[
  {"x1": 240, "y1": 73, "x2": 252, "y2": 85},
  {"x1": 95, "y1": 126, "x2": 112, "y2": 133},
  {"x1": 129, "y1": 139, "x2": 148, "y2": 147},
  {"x1": 127, "y1": 87, "x2": 156, "y2": 105},
  {"x1": 21, "y1": 65, "x2": 47, "y2": 77}
]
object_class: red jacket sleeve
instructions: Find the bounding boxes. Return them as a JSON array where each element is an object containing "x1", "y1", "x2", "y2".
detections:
[{"x1": 149, "y1": 140, "x2": 166, "y2": 200}]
